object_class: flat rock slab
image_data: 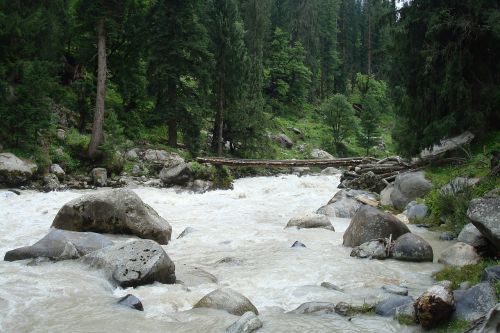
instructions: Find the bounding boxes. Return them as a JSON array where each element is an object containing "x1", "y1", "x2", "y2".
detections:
[
  {"x1": 289, "y1": 302, "x2": 336, "y2": 315},
  {"x1": 194, "y1": 288, "x2": 258, "y2": 316},
  {"x1": 51, "y1": 189, "x2": 172, "y2": 245},
  {"x1": 376, "y1": 295, "x2": 414, "y2": 317},
  {"x1": 83, "y1": 239, "x2": 176, "y2": 288},
  {"x1": 4, "y1": 229, "x2": 113, "y2": 262}
]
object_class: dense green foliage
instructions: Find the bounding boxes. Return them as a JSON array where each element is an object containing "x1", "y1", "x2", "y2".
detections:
[{"x1": 0, "y1": 0, "x2": 498, "y2": 167}]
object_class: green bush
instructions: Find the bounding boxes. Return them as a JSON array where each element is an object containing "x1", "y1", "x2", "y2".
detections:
[
  {"x1": 50, "y1": 145, "x2": 79, "y2": 172},
  {"x1": 190, "y1": 161, "x2": 212, "y2": 180},
  {"x1": 211, "y1": 166, "x2": 234, "y2": 189},
  {"x1": 66, "y1": 128, "x2": 90, "y2": 156}
]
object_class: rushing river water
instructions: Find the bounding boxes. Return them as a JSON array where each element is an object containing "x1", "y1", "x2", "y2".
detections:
[{"x1": 0, "y1": 175, "x2": 450, "y2": 333}]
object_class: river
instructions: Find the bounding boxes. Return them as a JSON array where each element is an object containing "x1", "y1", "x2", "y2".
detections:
[{"x1": 0, "y1": 174, "x2": 448, "y2": 332}]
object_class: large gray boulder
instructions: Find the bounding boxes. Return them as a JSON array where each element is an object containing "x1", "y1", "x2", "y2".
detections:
[
  {"x1": 83, "y1": 239, "x2": 176, "y2": 288},
  {"x1": 468, "y1": 193, "x2": 500, "y2": 249},
  {"x1": 51, "y1": 189, "x2": 172, "y2": 245},
  {"x1": 317, "y1": 189, "x2": 378, "y2": 218},
  {"x1": 390, "y1": 172, "x2": 432, "y2": 210},
  {"x1": 286, "y1": 213, "x2": 334, "y2": 231},
  {"x1": 453, "y1": 282, "x2": 497, "y2": 322},
  {"x1": 457, "y1": 223, "x2": 489, "y2": 250},
  {"x1": 226, "y1": 312, "x2": 263, "y2": 333},
  {"x1": 194, "y1": 288, "x2": 258, "y2": 316},
  {"x1": 274, "y1": 134, "x2": 293, "y2": 148},
  {"x1": 311, "y1": 149, "x2": 333, "y2": 159},
  {"x1": 4, "y1": 229, "x2": 113, "y2": 262},
  {"x1": 50, "y1": 164, "x2": 65, "y2": 180},
  {"x1": 142, "y1": 149, "x2": 172, "y2": 164},
  {"x1": 438, "y1": 242, "x2": 481, "y2": 267},
  {"x1": 343, "y1": 206, "x2": 410, "y2": 247},
  {"x1": 350, "y1": 239, "x2": 388, "y2": 260},
  {"x1": 43, "y1": 173, "x2": 60, "y2": 192},
  {"x1": 415, "y1": 285, "x2": 455, "y2": 329},
  {"x1": 391, "y1": 233, "x2": 433, "y2": 262},
  {"x1": 0, "y1": 152, "x2": 37, "y2": 186},
  {"x1": 159, "y1": 161, "x2": 191, "y2": 186}
]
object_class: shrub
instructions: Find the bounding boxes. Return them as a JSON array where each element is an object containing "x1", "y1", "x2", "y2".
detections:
[
  {"x1": 211, "y1": 166, "x2": 234, "y2": 189},
  {"x1": 66, "y1": 128, "x2": 90, "y2": 156}
]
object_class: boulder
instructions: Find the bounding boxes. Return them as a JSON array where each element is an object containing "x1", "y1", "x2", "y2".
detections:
[
  {"x1": 468, "y1": 194, "x2": 500, "y2": 249},
  {"x1": 438, "y1": 242, "x2": 481, "y2": 267},
  {"x1": 375, "y1": 295, "x2": 414, "y2": 317},
  {"x1": 43, "y1": 173, "x2": 60, "y2": 192},
  {"x1": 142, "y1": 149, "x2": 171, "y2": 163},
  {"x1": 286, "y1": 213, "x2": 334, "y2": 231},
  {"x1": 289, "y1": 302, "x2": 336, "y2": 314},
  {"x1": 125, "y1": 149, "x2": 139, "y2": 160},
  {"x1": 321, "y1": 167, "x2": 341, "y2": 175},
  {"x1": 191, "y1": 179, "x2": 213, "y2": 193},
  {"x1": 350, "y1": 239, "x2": 388, "y2": 260},
  {"x1": 291, "y1": 241, "x2": 306, "y2": 248},
  {"x1": 51, "y1": 189, "x2": 172, "y2": 245},
  {"x1": 391, "y1": 233, "x2": 433, "y2": 262},
  {"x1": 193, "y1": 288, "x2": 258, "y2": 316},
  {"x1": 403, "y1": 201, "x2": 429, "y2": 221},
  {"x1": 159, "y1": 162, "x2": 191, "y2": 186},
  {"x1": 91, "y1": 168, "x2": 107, "y2": 187},
  {"x1": 118, "y1": 294, "x2": 144, "y2": 311},
  {"x1": 453, "y1": 282, "x2": 497, "y2": 322},
  {"x1": 4, "y1": 229, "x2": 113, "y2": 262},
  {"x1": 320, "y1": 282, "x2": 343, "y2": 292},
  {"x1": 380, "y1": 184, "x2": 394, "y2": 206},
  {"x1": 481, "y1": 266, "x2": 500, "y2": 283},
  {"x1": 131, "y1": 165, "x2": 141, "y2": 177},
  {"x1": 83, "y1": 239, "x2": 176, "y2": 288},
  {"x1": 226, "y1": 312, "x2": 263, "y2": 333},
  {"x1": 176, "y1": 264, "x2": 218, "y2": 286},
  {"x1": 479, "y1": 303, "x2": 500, "y2": 333},
  {"x1": 415, "y1": 285, "x2": 454, "y2": 329},
  {"x1": 394, "y1": 302, "x2": 416, "y2": 323},
  {"x1": 317, "y1": 199, "x2": 362, "y2": 219},
  {"x1": 56, "y1": 128, "x2": 67, "y2": 140},
  {"x1": 0, "y1": 152, "x2": 36, "y2": 186},
  {"x1": 50, "y1": 164, "x2": 65, "y2": 179},
  {"x1": 311, "y1": 149, "x2": 333, "y2": 159},
  {"x1": 440, "y1": 177, "x2": 480, "y2": 195},
  {"x1": 457, "y1": 223, "x2": 489, "y2": 250},
  {"x1": 382, "y1": 285, "x2": 409, "y2": 296},
  {"x1": 343, "y1": 206, "x2": 410, "y2": 247},
  {"x1": 390, "y1": 172, "x2": 432, "y2": 210},
  {"x1": 274, "y1": 134, "x2": 293, "y2": 148}
]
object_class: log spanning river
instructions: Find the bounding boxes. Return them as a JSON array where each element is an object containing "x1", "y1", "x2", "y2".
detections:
[{"x1": 0, "y1": 175, "x2": 450, "y2": 332}]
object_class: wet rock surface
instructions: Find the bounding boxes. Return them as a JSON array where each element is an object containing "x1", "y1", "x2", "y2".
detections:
[
  {"x1": 286, "y1": 213, "x2": 334, "y2": 231},
  {"x1": 391, "y1": 233, "x2": 433, "y2": 262},
  {"x1": 194, "y1": 288, "x2": 258, "y2": 316},
  {"x1": 118, "y1": 294, "x2": 144, "y2": 311}
]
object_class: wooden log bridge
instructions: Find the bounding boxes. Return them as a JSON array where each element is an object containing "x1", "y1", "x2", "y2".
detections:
[{"x1": 196, "y1": 156, "x2": 379, "y2": 168}]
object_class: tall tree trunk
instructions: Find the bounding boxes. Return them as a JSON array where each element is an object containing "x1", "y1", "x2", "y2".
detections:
[
  {"x1": 167, "y1": 79, "x2": 177, "y2": 147},
  {"x1": 88, "y1": 18, "x2": 107, "y2": 159},
  {"x1": 367, "y1": 1, "x2": 372, "y2": 76},
  {"x1": 217, "y1": 78, "x2": 224, "y2": 156}
]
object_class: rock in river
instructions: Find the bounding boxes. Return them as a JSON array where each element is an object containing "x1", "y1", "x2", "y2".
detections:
[
  {"x1": 4, "y1": 229, "x2": 113, "y2": 262},
  {"x1": 118, "y1": 294, "x2": 144, "y2": 311},
  {"x1": 51, "y1": 189, "x2": 172, "y2": 245},
  {"x1": 343, "y1": 206, "x2": 410, "y2": 247},
  {"x1": 390, "y1": 233, "x2": 433, "y2": 262},
  {"x1": 375, "y1": 295, "x2": 414, "y2": 317},
  {"x1": 226, "y1": 311, "x2": 263, "y2": 333},
  {"x1": 194, "y1": 288, "x2": 258, "y2": 316},
  {"x1": 286, "y1": 213, "x2": 334, "y2": 231},
  {"x1": 83, "y1": 239, "x2": 176, "y2": 288},
  {"x1": 0, "y1": 152, "x2": 37, "y2": 186},
  {"x1": 350, "y1": 239, "x2": 388, "y2": 260}
]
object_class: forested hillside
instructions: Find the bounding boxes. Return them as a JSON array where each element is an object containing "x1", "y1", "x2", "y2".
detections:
[{"x1": 0, "y1": 0, "x2": 499, "y2": 172}]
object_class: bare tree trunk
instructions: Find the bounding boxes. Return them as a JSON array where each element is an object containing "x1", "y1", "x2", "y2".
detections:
[
  {"x1": 88, "y1": 18, "x2": 107, "y2": 159},
  {"x1": 217, "y1": 78, "x2": 224, "y2": 156},
  {"x1": 167, "y1": 79, "x2": 177, "y2": 147},
  {"x1": 367, "y1": 0, "x2": 372, "y2": 76}
]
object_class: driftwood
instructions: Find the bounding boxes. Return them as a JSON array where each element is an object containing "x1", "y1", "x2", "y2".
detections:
[{"x1": 196, "y1": 157, "x2": 372, "y2": 168}]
